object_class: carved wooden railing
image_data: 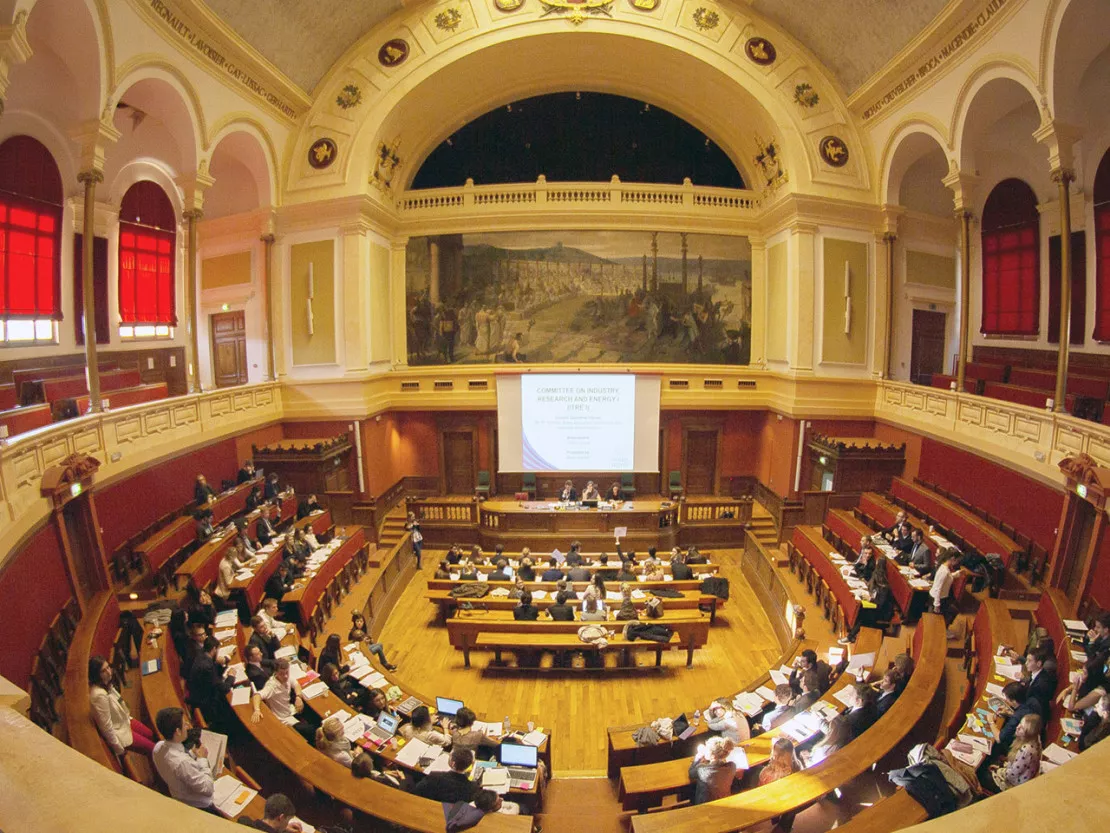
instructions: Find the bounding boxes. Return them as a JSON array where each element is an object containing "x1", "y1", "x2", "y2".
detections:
[
  {"x1": 407, "y1": 497, "x2": 479, "y2": 525},
  {"x1": 679, "y1": 497, "x2": 753, "y2": 525}
]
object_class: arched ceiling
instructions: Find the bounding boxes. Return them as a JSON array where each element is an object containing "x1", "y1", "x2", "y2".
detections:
[{"x1": 199, "y1": 0, "x2": 949, "y2": 95}]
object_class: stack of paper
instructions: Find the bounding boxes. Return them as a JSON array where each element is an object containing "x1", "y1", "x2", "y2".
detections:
[
  {"x1": 1063, "y1": 619, "x2": 1088, "y2": 635},
  {"x1": 230, "y1": 687, "x2": 252, "y2": 706},
  {"x1": 532, "y1": 589, "x2": 547, "y2": 600},
  {"x1": 274, "y1": 645, "x2": 298, "y2": 660},
  {"x1": 768, "y1": 668, "x2": 790, "y2": 687},
  {"x1": 212, "y1": 774, "x2": 257, "y2": 818},
  {"x1": 985, "y1": 681, "x2": 1007, "y2": 699},
  {"x1": 946, "y1": 738, "x2": 987, "y2": 768},
  {"x1": 755, "y1": 685, "x2": 777, "y2": 702},
  {"x1": 214, "y1": 628, "x2": 237, "y2": 642},
  {"x1": 732, "y1": 691, "x2": 766, "y2": 717},
  {"x1": 811, "y1": 701, "x2": 840, "y2": 722},
  {"x1": 343, "y1": 714, "x2": 374, "y2": 742},
  {"x1": 215, "y1": 610, "x2": 238, "y2": 628},
  {"x1": 779, "y1": 711, "x2": 823, "y2": 743},
  {"x1": 216, "y1": 645, "x2": 237, "y2": 660},
  {"x1": 994, "y1": 657, "x2": 1023, "y2": 681},
  {"x1": 234, "y1": 570, "x2": 254, "y2": 581},
  {"x1": 302, "y1": 681, "x2": 329, "y2": 700},
  {"x1": 522, "y1": 729, "x2": 548, "y2": 747},
  {"x1": 394, "y1": 738, "x2": 431, "y2": 767}
]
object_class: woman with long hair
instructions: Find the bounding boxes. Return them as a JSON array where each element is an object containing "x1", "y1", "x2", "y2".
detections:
[
  {"x1": 344, "y1": 615, "x2": 398, "y2": 671},
  {"x1": 986, "y1": 713, "x2": 1042, "y2": 792},
  {"x1": 88, "y1": 656, "x2": 157, "y2": 757}
]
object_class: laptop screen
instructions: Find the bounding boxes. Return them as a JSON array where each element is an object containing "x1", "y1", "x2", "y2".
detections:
[
  {"x1": 500, "y1": 742, "x2": 538, "y2": 767},
  {"x1": 377, "y1": 712, "x2": 399, "y2": 734},
  {"x1": 436, "y1": 697, "x2": 464, "y2": 716}
]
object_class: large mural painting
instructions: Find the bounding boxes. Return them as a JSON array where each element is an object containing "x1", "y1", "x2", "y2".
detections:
[{"x1": 405, "y1": 231, "x2": 752, "y2": 365}]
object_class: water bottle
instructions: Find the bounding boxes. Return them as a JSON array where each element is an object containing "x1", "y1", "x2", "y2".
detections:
[{"x1": 503, "y1": 715, "x2": 511, "y2": 734}]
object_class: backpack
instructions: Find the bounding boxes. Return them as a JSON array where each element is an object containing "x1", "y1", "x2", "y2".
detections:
[
  {"x1": 615, "y1": 600, "x2": 639, "y2": 620},
  {"x1": 645, "y1": 597, "x2": 664, "y2": 619},
  {"x1": 889, "y1": 762, "x2": 959, "y2": 818}
]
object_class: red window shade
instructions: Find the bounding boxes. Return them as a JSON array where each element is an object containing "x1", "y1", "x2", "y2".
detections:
[
  {"x1": 118, "y1": 223, "x2": 177, "y2": 325},
  {"x1": 0, "y1": 197, "x2": 62, "y2": 319},
  {"x1": 981, "y1": 223, "x2": 1039, "y2": 335},
  {"x1": 1095, "y1": 206, "x2": 1110, "y2": 341}
]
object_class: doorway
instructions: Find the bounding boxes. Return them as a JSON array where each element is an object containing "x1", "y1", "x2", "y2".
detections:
[
  {"x1": 442, "y1": 430, "x2": 476, "y2": 495},
  {"x1": 910, "y1": 309, "x2": 947, "y2": 385},
  {"x1": 210, "y1": 310, "x2": 248, "y2": 387},
  {"x1": 1060, "y1": 498, "x2": 1097, "y2": 602},
  {"x1": 60, "y1": 495, "x2": 109, "y2": 609},
  {"x1": 683, "y1": 429, "x2": 719, "y2": 495}
]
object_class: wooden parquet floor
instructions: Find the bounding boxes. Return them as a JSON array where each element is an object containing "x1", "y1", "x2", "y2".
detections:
[{"x1": 356, "y1": 547, "x2": 785, "y2": 774}]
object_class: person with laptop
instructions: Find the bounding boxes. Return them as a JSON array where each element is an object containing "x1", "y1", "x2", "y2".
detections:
[
  {"x1": 450, "y1": 707, "x2": 499, "y2": 756},
  {"x1": 499, "y1": 741, "x2": 540, "y2": 792},
  {"x1": 412, "y1": 748, "x2": 481, "y2": 802},
  {"x1": 363, "y1": 710, "x2": 401, "y2": 748},
  {"x1": 398, "y1": 705, "x2": 450, "y2": 747}
]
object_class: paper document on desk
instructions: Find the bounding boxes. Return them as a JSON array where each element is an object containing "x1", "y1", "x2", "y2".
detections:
[
  {"x1": 994, "y1": 660, "x2": 1023, "y2": 681},
  {"x1": 348, "y1": 651, "x2": 369, "y2": 668},
  {"x1": 289, "y1": 819, "x2": 315, "y2": 833},
  {"x1": 394, "y1": 737, "x2": 431, "y2": 767},
  {"x1": 217, "y1": 645, "x2": 236, "y2": 660},
  {"x1": 349, "y1": 665, "x2": 373, "y2": 682},
  {"x1": 605, "y1": 591, "x2": 621, "y2": 601},
  {"x1": 630, "y1": 590, "x2": 646, "y2": 600},
  {"x1": 1043, "y1": 743, "x2": 1078, "y2": 765},
  {"x1": 946, "y1": 739, "x2": 986, "y2": 768},
  {"x1": 343, "y1": 714, "x2": 374, "y2": 742},
  {"x1": 214, "y1": 629, "x2": 237, "y2": 642},
  {"x1": 845, "y1": 652, "x2": 875, "y2": 673},
  {"x1": 779, "y1": 711, "x2": 823, "y2": 743},
  {"x1": 426, "y1": 751, "x2": 453, "y2": 773},
  {"x1": 213, "y1": 774, "x2": 256, "y2": 818},
  {"x1": 230, "y1": 687, "x2": 251, "y2": 706},
  {"x1": 1070, "y1": 650, "x2": 1087, "y2": 663},
  {"x1": 755, "y1": 685, "x2": 777, "y2": 703},
  {"x1": 768, "y1": 668, "x2": 789, "y2": 687},
  {"x1": 532, "y1": 590, "x2": 547, "y2": 600},
  {"x1": 301, "y1": 681, "x2": 328, "y2": 700},
  {"x1": 811, "y1": 702, "x2": 840, "y2": 722},
  {"x1": 272, "y1": 625, "x2": 288, "y2": 640},
  {"x1": 200, "y1": 729, "x2": 227, "y2": 776},
  {"x1": 833, "y1": 687, "x2": 856, "y2": 707},
  {"x1": 522, "y1": 729, "x2": 547, "y2": 747},
  {"x1": 215, "y1": 610, "x2": 238, "y2": 627},
  {"x1": 235, "y1": 570, "x2": 254, "y2": 581},
  {"x1": 1063, "y1": 619, "x2": 1087, "y2": 633},
  {"x1": 227, "y1": 663, "x2": 247, "y2": 684},
  {"x1": 274, "y1": 646, "x2": 297, "y2": 660},
  {"x1": 985, "y1": 682, "x2": 1007, "y2": 699},
  {"x1": 733, "y1": 691, "x2": 766, "y2": 717}
]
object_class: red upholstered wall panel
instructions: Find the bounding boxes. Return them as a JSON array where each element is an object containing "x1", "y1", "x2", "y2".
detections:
[
  {"x1": 917, "y1": 437, "x2": 1062, "y2": 552},
  {"x1": 96, "y1": 437, "x2": 239, "y2": 555},
  {"x1": 0, "y1": 524, "x2": 71, "y2": 689},
  {"x1": 1087, "y1": 537, "x2": 1110, "y2": 612}
]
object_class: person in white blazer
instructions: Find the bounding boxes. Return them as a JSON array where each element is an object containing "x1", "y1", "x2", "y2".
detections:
[{"x1": 88, "y1": 656, "x2": 157, "y2": 756}]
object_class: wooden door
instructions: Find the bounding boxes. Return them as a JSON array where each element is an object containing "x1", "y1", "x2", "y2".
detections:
[
  {"x1": 684, "y1": 429, "x2": 719, "y2": 495},
  {"x1": 442, "y1": 430, "x2": 476, "y2": 495},
  {"x1": 210, "y1": 311, "x2": 248, "y2": 387},
  {"x1": 910, "y1": 309, "x2": 946, "y2": 385}
]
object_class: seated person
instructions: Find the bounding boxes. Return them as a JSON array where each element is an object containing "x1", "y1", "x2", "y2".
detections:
[
  {"x1": 399, "y1": 705, "x2": 450, "y2": 747},
  {"x1": 688, "y1": 736, "x2": 738, "y2": 804},
  {"x1": 509, "y1": 576, "x2": 528, "y2": 600},
  {"x1": 595, "y1": 553, "x2": 619, "y2": 582},
  {"x1": 256, "y1": 506, "x2": 278, "y2": 546},
  {"x1": 642, "y1": 560, "x2": 665, "y2": 581},
  {"x1": 982, "y1": 714, "x2": 1042, "y2": 793},
  {"x1": 1023, "y1": 647, "x2": 1058, "y2": 717},
  {"x1": 761, "y1": 684, "x2": 796, "y2": 733},
  {"x1": 581, "y1": 481, "x2": 600, "y2": 502},
  {"x1": 671, "y1": 552, "x2": 693, "y2": 581},
  {"x1": 194, "y1": 509, "x2": 215, "y2": 542},
  {"x1": 605, "y1": 482, "x2": 623, "y2": 502},
  {"x1": 875, "y1": 668, "x2": 901, "y2": 717},
  {"x1": 547, "y1": 591, "x2": 576, "y2": 621},
  {"x1": 1079, "y1": 692, "x2": 1110, "y2": 751},
  {"x1": 469, "y1": 545, "x2": 487, "y2": 565},
  {"x1": 518, "y1": 552, "x2": 536, "y2": 581},
  {"x1": 1084, "y1": 614, "x2": 1110, "y2": 665},
  {"x1": 901, "y1": 528, "x2": 933, "y2": 577},
  {"x1": 351, "y1": 751, "x2": 406, "y2": 789},
  {"x1": 566, "y1": 560, "x2": 591, "y2": 582},
  {"x1": 842, "y1": 682, "x2": 879, "y2": 738},
  {"x1": 316, "y1": 716, "x2": 358, "y2": 767},
  {"x1": 413, "y1": 748, "x2": 480, "y2": 802},
  {"x1": 237, "y1": 460, "x2": 256, "y2": 484},
  {"x1": 579, "y1": 586, "x2": 607, "y2": 621},
  {"x1": 616, "y1": 559, "x2": 639, "y2": 582},
  {"x1": 320, "y1": 662, "x2": 371, "y2": 712},
  {"x1": 194, "y1": 474, "x2": 216, "y2": 505},
  {"x1": 449, "y1": 708, "x2": 498, "y2": 757},
  {"x1": 757, "y1": 738, "x2": 802, "y2": 831},
  {"x1": 215, "y1": 543, "x2": 251, "y2": 605},
  {"x1": 889, "y1": 520, "x2": 914, "y2": 554},
  {"x1": 183, "y1": 586, "x2": 217, "y2": 631},
  {"x1": 541, "y1": 557, "x2": 565, "y2": 582},
  {"x1": 791, "y1": 670, "x2": 822, "y2": 712},
  {"x1": 445, "y1": 545, "x2": 462, "y2": 565},
  {"x1": 256, "y1": 597, "x2": 283, "y2": 632},
  {"x1": 244, "y1": 485, "x2": 263, "y2": 513},
  {"x1": 882, "y1": 510, "x2": 907, "y2": 539},
  {"x1": 565, "y1": 543, "x2": 583, "y2": 566},
  {"x1": 558, "y1": 480, "x2": 578, "y2": 502},
  {"x1": 152, "y1": 707, "x2": 215, "y2": 810},
  {"x1": 251, "y1": 659, "x2": 316, "y2": 743},
  {"x1": 457, "y1": 560, "x2": 479, "y2": 582},
  {"x1": 614, "y1": 584, "x2": 639, "y2": 621},
  {"x1": 806, "y1": 713, "x2": 852, "y2": 766},
  {"x1": 994, "y1": 681, "x2": 1042, "y2": 756},
  {"x1": 234, "y1": 519, "x2": 257, "y2": 553},
  {"x1": 365, "y1": 688, "x2": 399, "y2": 722},
  {"x1": 705, "y1": 701, "x2": 750, "y2": 744},
  {"x1": 244, "y1": 644, "x2": 275, "y2": 691},
  {"x1": 488, "y1": 559, "x2": 512, "y2": 583},
  {"x1": 296, "y1": 493, "x2": 321, "y2": 520},
  {"x1": 686, "y1": 545, "x2": 707, "y2": 565},
  {"x1": 264, "y1": 561, "x2": 294, "y2": 602},
  {"x1": 186, "y1": 637, "x2": 234, "y2": 730},
  {"x1": 841, "y1": 556, "x2": 894, "y2": 645},
  {"x1": 248, "y1": 615, "x2": 281, "y2": 661},
  {"x1": 89, "y1": 655, "x2": 157, "y2": 757},
  {"x1": 263, "y1": 472, "x2": 282, "y2": 501},
  {"x1": 434, "y1": 560, "x2": 452, "y2": 580},
  {"x1": 242, "y1": 793, "x2": 299, "y2": 832},
  {"x1": 851, "y1": 543, "x2": 876, "y2": 581},
  {"x1": 338, "y1": 620, "x2": 396, "y2": 671},
  {"x1": 513, "y1": 591, "x2": 540, "y2": 620},
  {"x1": 789, "y1": 649, "x2": 832, "y2": 695}
]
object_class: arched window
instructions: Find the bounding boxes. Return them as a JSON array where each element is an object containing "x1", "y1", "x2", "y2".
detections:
[
  {"x1": 0, "y1": 135, "x2": 63, "y2": 343},
  {"x1": 1092, "y1": 150, "x2": 1110, "y2": 341},
  {"x1": 981, "y1": 178, "x2": 1040, "y2": 336},
  {"x1": 118, "y1": 181, "x2": 176, "y2": 338}
]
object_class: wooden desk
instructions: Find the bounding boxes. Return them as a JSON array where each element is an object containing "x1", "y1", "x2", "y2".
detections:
[
  {"x1": 228, "y1": 506, "x2": 327, "y2": 612},
  {"x1": 71, "y1": 382, "x2": 168, "y2": 416},
  {"x1": 63, "y1": 592, "x2": 123, "y2": 774},
  {"x1": 426, "y1": 587, "x2": 711, "y2": 616},
  {"x1": 475, "y1": 630, "x2": 681, "y2": 669},
  {"x1": 134, "y1": 516, "x2": 194, "y2": 574},
  {"x1": 208, "y1": 478, "x2": 262, "y2": 526},
  {"x1": 892, "y1": 478, "x2": 1021, "y2": 566},
  {"x1": 427, "y1": 578, "x2": 706, "y2": 593},
  {"x1": 446, "y1": 560, "x2": 718, "y2": 578},
  {"x1": 615, "y1": 628, "x2": 884, "y2": 811},
  {"x1": 1031, "y1": 589, "x2": 1084, "y2": 743},
  {"x1": 830, "y1": 789, "x2": 927, "y2": 832},
  {"x1": 282, "y1": 524, "x2": 365, "y2": 626},
  {"x1": 628, "y1": 616, "x2": 947, "y2": 833},
  {"x1": 791, "y1": 525, "x2": 861, "y2": 630},
  {"x1": 0, "y1": 402, "x2": 52, "y2": 437},
  {"x1": 446, "y1": 610, "x2": 711, "y2": 669}
]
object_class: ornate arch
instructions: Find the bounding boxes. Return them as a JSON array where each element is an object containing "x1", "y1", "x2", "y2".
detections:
[
  {"x1": 878, "y1": 116, "x2": 953, "y2": 207},
  {"x1": 949, "y1": 58, "x2": 1045, "y2": 173},
  {"x1": 206, "y1": 115, "x2": 281, "y2": 208}
]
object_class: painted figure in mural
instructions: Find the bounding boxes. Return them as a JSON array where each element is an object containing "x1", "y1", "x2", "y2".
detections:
[{"x1": 474, "y1": 307, "x2": 490, "y2": 355}]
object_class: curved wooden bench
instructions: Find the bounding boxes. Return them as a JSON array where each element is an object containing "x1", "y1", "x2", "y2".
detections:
[
  {"x1": 628, "y1": 615, "x2": 947, "y2": 833},
  {"x1": 832, "y1": 789, "x2": 927, "y2": 832}
]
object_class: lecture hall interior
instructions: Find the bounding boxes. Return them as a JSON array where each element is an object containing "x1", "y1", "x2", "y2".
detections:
[{"x1": 3, "y1": 0, "x2": 1110, "y2": 831}]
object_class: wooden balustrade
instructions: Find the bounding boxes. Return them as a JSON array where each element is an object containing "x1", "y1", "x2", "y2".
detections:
[{"x1": 679, "y1": 497, "x2": 752, "y2": 525}]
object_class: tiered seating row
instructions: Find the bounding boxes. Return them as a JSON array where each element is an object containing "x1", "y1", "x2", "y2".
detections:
[{"x1": 789, "y1": 524, "x2": 861, "y2": 632}]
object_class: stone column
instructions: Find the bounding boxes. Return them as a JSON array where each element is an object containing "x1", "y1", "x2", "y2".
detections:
[
  {"x1": 788, "y1": 223, "x2": 817, "y2": 374},
  {"x1": 955, "y1": 210, "x2": 973, "y2": 393},
  {"x1": 183, "y1": 209, "x2": 202, "y2": 393},
  {"x1": 1053, "y1": 168, "x2": 1076, "y2": 412},
  {"x1": 77, "y1": 170, "x2": 103, "y2": 412},
  {"x1": 882, "y1": 232, "x2": 897, "y2": 379},
  {"x1": 260, "y1": 233, "x2": 276, "y2": 381},
  {"x1": 748, "y1": 237, "x2": 766, "y2": 367}
]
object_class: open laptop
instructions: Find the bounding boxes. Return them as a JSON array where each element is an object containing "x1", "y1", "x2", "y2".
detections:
[
  {"x1": 365, "y1": 712, "x2": 400, "y2": 746},
  {"x1": 671, "y1": 713, "x2": 691, "y2": 738},
  {"x1": 499, "y1": 742, "x2": 538, "y2": 789},
  {"x1": 436, "y1": 696, "x2": 464, "y2": 718},
  {"x1": 581, "y1": 499, "x2": 599, "y2": 508}
]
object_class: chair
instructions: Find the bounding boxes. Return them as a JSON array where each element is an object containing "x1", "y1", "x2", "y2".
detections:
[
  {"x1": 668, "y1": 470, "x2": 682, "y2": 499},
  {"x1": 476, "y1": 470, "x2": 491, "y2": 498},
  {"x1": 621, "y1": 472, "x2": 636, "y2": 500},
  {"x1": 521, "y1": 472, "x2": 537, "y2": 499}
]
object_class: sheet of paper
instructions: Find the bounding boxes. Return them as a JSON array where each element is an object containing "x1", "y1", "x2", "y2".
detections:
[
  {"x1": 522, "y1": 730, "x2": 547, "y2": 747},
  {"x1": 226, "y1": 663, "x2": 247, "y2": 684},
  {"x1": 214, "y1": 628, "x2": 237, "y2": 642},
  {"x1": 1071, "y1": 650, "x2": 1088, "y2": 663},
  {"x1": 343, "y1": 714, "x2": 373, "y2": 742},
  {"x1": 832, "y1": 687, "x2": 855, "y2": 707},
  {"x1": 605, "y1": 591, "x2": 621, "y2": 601},
  {"x1": 200, "y1": 729, "x2": 227, "y2": 776},
  {"x1": 274, "y1": 645, "x2": 297, "y2": 660},
  {"x1": 1063, "y1": 619, "x2": 1087, "y2": 632},
  {"x1": 846, "y1": 652, "x2": 875, "y2": 672},
  {"x1": 985, "y1": 682, "x2": 1007, "y2": 699},
  {"x1": 732, "y1": 692, "x2": 766, "y2": 717},
  {"x1": 768, "y1": 668, "x2": 789, "y2": 687},
  {"x1": 1042, "y1": 743, "x2": 1078, "y2": 765},
  {"x1": 217, "y1": 645, "x2": 236, "y2": 660},
  {"x1": 348, "y1": 651, "x2": 369, "y2": 668},
  {"x1": 215, "y1": 610, "x2": 238, "y2": 626},
  {"x1": 531, "y1": 589, "x2": 547, "y2": 600},
  {"x1": 394, "y1": 738, "x2": 431, "y2": 767},
  {"x1": 213, "y1": 774, "x2": 256, "y2": 818},
  {"x1": 301, "y1": 681, "x2": 329, "y2": 700},
  {"x1": 755, "y1": 685, "x2": 776, "y2": 703},
  {"x1": 230, "y1": 687, "x2": 252, "y2": 706},
  {"x1": 234, "y1": 570, "x2": 254, "y2": 581},
  {"x1": 289, "y1": 819, "x2": 316, "y2": 833},
  {"x1": 425, "y1": 751, "x2": 453, "y2": 773}
]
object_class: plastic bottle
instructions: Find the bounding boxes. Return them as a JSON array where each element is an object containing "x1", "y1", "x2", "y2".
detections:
[{"x1": 503, "y1": 715, "x2": 511, "y2": 734}]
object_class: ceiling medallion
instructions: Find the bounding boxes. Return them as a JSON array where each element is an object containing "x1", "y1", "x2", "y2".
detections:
[
  {"x1": 539, "y1": 0, "x2": 614, "y2": 25},
  {"x1": 793, "y1": 82, "x2": 819, "y2": 109},
  {"x1": 494, "y1": 0, "x2": 524, "y2": 10},
  {"x1": 435, "y1": 8, "x2": 463, "y2": 32},
  {"x1": 378, "y1": 38, "x2": 410, "y2": 67},
  {"x1": 744, "y1": 36, "x2": 777, "y2": 66},
  {"x1": 336, "y1": 84, "x2": 363, "y2": 110},
  {"x1": 819, "y1": 135, "x2": 850, "y2": 167},
  {"x1": 692, "y1": 7, "x2": 719, "y2": 31},
  {"x1": 308, "y1": 138, "x2": 337, "y2": 170},
  {"x1": 629, "y1": 0, "x2": 659, "y2": 9}
]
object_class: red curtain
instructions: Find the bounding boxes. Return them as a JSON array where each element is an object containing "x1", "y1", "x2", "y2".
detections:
[
  {"x1": 118, "y1": 224, "x2": 176, "y2": 325},
  {"x1": 1095, "y1": 206, "x2": 1110, "y2": 341},
  {"x1": 981, "y1": 223, "x2": 1039, "y2": 335},
  {"x1": 0, "y1": 199, "x2": 62, "y2": 319}
]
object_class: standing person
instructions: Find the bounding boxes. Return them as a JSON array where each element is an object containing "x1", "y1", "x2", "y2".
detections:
[
  {"x1": 152, "y1": 707, "x2": 215, "y2": 811},
  {"x1": 406, "y1": 512, "x2": 423, "y2": 568},
  {"x1": 688, "y1": 736, "x2": 738, "y2": 804},
  {"x1": 930, "y1": 550, "x2": 962, "y2": 636},
  {"x1": 89, "y1": 656, "x2": 157, "y2": 757}
]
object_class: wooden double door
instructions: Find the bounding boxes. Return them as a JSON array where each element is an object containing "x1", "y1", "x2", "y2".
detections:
[
  {"x1": 210, "y1": 310, "x2": 248, "y2": 387},
  {"x1": 683, "y1": 428, "x2": 719, "y2": 495},
  {"x1": 442, "y1": 429, "x2": 477, "y2": 495}
]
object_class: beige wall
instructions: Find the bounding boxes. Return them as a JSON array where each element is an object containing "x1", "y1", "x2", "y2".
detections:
[
  {"x1": 822, "y1": 238, "x2": 869, "y2": 365},
  {"x1": 766, "y1": 242, "x2": 788, "y2": 362},
  {"x1": 200, "y1": 251, "x2": 252, "y2": 290},
  {"x1": 906, "y1": 249, "x2": 956, "y2": 290},
  {"x1": 290, "y1": 240, "x2": 337, "y2": 366}
]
